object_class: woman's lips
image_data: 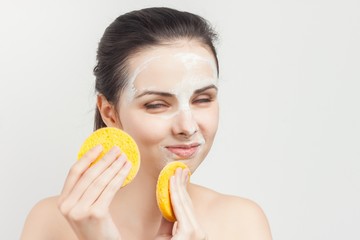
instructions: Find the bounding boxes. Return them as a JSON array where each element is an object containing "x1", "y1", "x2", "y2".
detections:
[{"x1": 165, "y1": 144, "x2": 200, "y2": 159}]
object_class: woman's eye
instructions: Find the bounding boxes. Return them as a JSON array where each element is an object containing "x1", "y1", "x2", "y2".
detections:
[
  {"x1": 193, "y1": 96, "x2": 212, "y2": 104},
  {"x1": 194, "y1": 98, "x2": 211, "y2": 103},
  {"x1": 145, "y1": 104, "x2": 165, "y2": 109},
  {"x1": 144, "y1": 102, "x2": 169, "y2": 111}
]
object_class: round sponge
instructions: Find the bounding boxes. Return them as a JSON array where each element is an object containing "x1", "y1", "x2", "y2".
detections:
[
  {"x1": 156, "y1": 161, "x2": 191, "y2": 222},
  {"x1": 77, "y1": 127, "x2": 140, "y2": 187}
]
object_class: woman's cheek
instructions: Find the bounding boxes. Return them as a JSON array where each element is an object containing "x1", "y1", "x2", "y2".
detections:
[
  {"x1": 124, "y1": 113, "x2": 171, "y2": 145},
  {"x1": 194, "y1": 106, "x2": 219, "y2": 135}
]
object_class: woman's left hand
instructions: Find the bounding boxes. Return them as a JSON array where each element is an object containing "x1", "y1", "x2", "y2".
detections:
[{"x1": 154, "y1": 168, "x2": 207, "y2": 240}]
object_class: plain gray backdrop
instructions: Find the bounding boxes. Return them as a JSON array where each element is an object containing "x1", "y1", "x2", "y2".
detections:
[{"x1": 1, "y1": 0, "x2": 359, "y2": 239}]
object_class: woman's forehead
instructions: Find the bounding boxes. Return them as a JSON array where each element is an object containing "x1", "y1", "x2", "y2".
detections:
[
  {"x1": 126, "y1": 42, "x2": 218, "y2": 89},
  {"x1": 129, "y1": 40, "x2": 215, "y2": 68}
]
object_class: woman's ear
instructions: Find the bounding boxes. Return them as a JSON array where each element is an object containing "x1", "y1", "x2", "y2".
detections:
[{"x1": 97, "y1": 95, "x2": 123, "y2": 128}]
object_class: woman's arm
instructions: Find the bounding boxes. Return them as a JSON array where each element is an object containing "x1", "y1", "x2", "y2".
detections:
[{"x1": 21, "y1": 145, "x2": 131, "y2": 240}]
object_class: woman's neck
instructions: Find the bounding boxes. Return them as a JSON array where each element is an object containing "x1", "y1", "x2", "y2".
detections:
[{"x1": 110, "y1": 167, "x2": 162, "y2": 226}]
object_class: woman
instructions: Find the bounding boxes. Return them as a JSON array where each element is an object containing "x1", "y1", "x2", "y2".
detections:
[{"x1": 21, "y1": 7, "x2": 272, "y2": 240}]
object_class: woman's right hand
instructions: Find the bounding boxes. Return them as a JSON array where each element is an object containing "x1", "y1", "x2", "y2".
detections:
[{"x1": 57, "y1": 145, "x2": 131, "y2": 240}]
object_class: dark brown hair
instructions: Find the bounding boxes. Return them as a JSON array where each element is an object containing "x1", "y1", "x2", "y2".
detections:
[{"x1": 93, "y1": 7, "x2": 219, "y2": 130}]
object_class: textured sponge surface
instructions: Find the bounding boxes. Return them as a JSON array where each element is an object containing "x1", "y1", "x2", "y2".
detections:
[
  {"x1": 77, "y1": 127, "x2": 140, "y2": 187},
  {"x1": 156, "y1": 161, "x2": 190, "y2": 222}
]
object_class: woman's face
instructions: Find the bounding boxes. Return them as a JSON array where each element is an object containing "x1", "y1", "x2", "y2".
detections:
[{"x1": 117, "y1": 40, "x2": 219, "y2": 174}]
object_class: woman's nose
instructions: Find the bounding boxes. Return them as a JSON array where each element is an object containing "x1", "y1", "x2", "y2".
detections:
[{"x1": 172, "y1": 109, "x2": 198, "y2": 139}]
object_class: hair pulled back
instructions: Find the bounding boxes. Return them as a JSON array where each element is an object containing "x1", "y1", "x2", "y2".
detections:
[{"x1": 94, "y1": 7, "x2": 219, "y2": 130}]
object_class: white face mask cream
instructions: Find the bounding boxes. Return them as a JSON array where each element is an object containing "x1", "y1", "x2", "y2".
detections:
[
  {"x1": 123, "y1": 51, "x2": 218, "y2": 120},
  {"x1": 117, "y1": 44, "x2": 219, "y2": 165}
]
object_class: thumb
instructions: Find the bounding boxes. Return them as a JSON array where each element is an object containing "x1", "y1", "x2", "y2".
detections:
[{"x1": 156, "y1": 217, "x2": 174, "y2": 238}]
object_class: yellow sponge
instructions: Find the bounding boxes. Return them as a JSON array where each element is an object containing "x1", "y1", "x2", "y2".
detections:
[
  {"x1": 156, "y1": 161, "x2": 191, "y2": 222},
  {"x1": 77, "y1": 127, "x2": 140, "y2": 187}
]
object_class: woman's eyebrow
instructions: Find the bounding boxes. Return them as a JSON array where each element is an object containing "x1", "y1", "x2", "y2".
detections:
[
  {"x1": 135, "y1": 90, "x2": 174, "y2": 99},
  {"x1": 194, "y1": 84, "x2": 218, "y2": 94},
  {"x1": 135, "y1": 84, "x2": 218, "y2": 99}
]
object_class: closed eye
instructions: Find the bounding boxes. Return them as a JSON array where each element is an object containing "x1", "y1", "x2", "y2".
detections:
[
  {"x1": 144, "y1": 100, "x2": 171, "y2": 113},
  {"x1": 145, "y1": 103, "x2": 168, "y2": 109},
  {"x1": 193, "y1": 98, "x2": 212, "y2": 104},
  {"x1": 192, "y1": 90, "x2": 217, "y2": 105}
]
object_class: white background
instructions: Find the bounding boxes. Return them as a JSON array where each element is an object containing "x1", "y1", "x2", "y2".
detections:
[{"x1": 1, "y1": 0, "x2": 359, "y2": 239}]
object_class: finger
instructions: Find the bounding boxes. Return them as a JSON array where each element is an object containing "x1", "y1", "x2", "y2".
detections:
[
  {"x1": 170, "y1": 169, "x2": 194, "y2": 225},
  {"x1": 78, "y1": 153, "x2": 127, "y2": 208},
  {"x1": 170, "y1": 169, "x2": 207, "y2": 239},
  {"x1": 60, "y1": 146, "x2": 121, "y2": 211},
  {"x1": 59, "y1": 145, "x2": 103, "y2": 201},
  {"x1": 179, "y1": 168, "x2": 192, "y2": 206},
  {"x1": 182, "y1": 168, "x2": 190, "y2": 184},
  {"x1": 71, "y1": 146, "x2": 121, "y2": 195},
  {"x1": 93, "y1": 159, "x2": 132, "y2": 209}
]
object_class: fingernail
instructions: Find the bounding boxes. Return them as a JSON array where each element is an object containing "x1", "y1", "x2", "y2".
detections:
[
  {"x1": 184, "y1": 169, "x2": 190, "y2": 182},
  {"x1": 111, "y1": 146, "x2": 121, "y2": 153},
  {"x1": 170, "y1": 175, "x2": 175, "y2": 185},
  {"x1": 126, "y1": 159, "x2": 132, "y2": 166},
  {"x1": 94, "y1": 144, "x2": 103, "y2": 151},
  {"x1": 125, "y1": 160, "x2": 132, "y2": 170},
  {"x1": 176, "y1": 167, "x2": 182, "y2": 174}
]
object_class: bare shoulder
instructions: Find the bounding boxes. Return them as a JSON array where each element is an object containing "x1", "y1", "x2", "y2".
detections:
[
  {"x1": 20, "y1": 196, "x2": 74, "y2": 240},
  {"x1": 189, "y1": 184, "x2": 272, "y2": 240}
]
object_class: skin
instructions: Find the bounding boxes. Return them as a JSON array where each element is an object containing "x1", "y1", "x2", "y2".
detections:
[{"x1": 20, "y1": 40, "x2": 272, "y2": 240}]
